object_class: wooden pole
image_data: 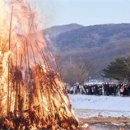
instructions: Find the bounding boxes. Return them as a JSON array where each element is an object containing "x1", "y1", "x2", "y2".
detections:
[
  {"x1": 9, "y1": 6, "x2": 13, "y2": 50},
  {"x1": 7, "y1": 6, "x2": 13, "y2": 115}
]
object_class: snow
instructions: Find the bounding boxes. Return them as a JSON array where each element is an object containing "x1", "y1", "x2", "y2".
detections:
[
  {"x1": 84, "y1": 79, "x2": 104, "y2": 85},
  {"x1": 69, "y1": 94, "x2": 130, "y2": 118}
]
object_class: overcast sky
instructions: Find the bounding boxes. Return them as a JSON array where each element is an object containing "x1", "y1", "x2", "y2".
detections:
[{"x1": 35, "y1": 0, "x2": 130, "y2": 28}]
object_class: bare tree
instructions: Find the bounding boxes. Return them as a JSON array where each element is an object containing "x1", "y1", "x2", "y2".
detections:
[{"x1": 61, "y1": 58, "x2": 94, "y2": 85}]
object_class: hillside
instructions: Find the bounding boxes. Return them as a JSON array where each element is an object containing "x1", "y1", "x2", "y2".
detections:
[
  {"x1": 45, "y1": 23, "x2": 83, "y2": 40},
  {"x1": 45, "y1": 23, "x2": 130, "y2": 77}
]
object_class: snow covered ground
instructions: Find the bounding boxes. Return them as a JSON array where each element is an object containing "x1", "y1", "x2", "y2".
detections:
[{"x1": 69, "y1": 94, "x2": 130, "y2": 118}]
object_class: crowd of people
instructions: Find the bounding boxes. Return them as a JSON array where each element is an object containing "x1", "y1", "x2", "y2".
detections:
[{"x1": 67, "y1": 83, "x2": 130, "y2": 96}]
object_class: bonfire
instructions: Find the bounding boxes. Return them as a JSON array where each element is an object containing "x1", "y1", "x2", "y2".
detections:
[{"x1": 0, "y1": 0, "x2": 78, "y2": 129}]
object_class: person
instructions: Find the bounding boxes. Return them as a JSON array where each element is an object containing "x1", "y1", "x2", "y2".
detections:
[
  {"x1": 124, "y1": 85, "x2": 129, "y2": 96},
  {"x1": 101, "y1": 85, "x2": 105, "y2": 95},
  {"x1": 116, "y1": 86, "x2": 120, "y2": 96},
  {"x1": 120, "y1": 85, "x2": 124, "y2": 96},
  {"x1": 128, "y1": 84, "x2": 130, "y2": 96},
  {"x1": 76, "y1": 85, "x2": 80, "y2": 94}
]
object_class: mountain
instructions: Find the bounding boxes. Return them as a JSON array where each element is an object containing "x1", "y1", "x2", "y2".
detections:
[
  {"x1": 45, "y1": 23, "x2": 83, "y2": 39},
  {"x1": 45, "y1": 23, "x2": 130, "y2": 77},
  {"x1": 45, "y1": 23, "x2": 83, "y2": 53}
]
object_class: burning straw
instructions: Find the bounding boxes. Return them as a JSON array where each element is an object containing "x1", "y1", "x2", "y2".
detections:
[{"x1": 0, "y1": 0, "x2": 78, "y2": 129}]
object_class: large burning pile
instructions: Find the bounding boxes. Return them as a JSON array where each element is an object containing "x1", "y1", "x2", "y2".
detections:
[{"x1": 0, "y1": 0, "x2": 78, "y2": 129}]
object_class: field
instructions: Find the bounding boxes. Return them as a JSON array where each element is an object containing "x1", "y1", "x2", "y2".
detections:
[{"x1": 69, "y1": 94, "x2": 130, "y2": 126}]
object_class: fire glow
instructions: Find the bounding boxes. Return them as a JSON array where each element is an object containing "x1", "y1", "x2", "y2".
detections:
[{"x1": 0, "y1": 0, "x2": 78, "y2": 129}]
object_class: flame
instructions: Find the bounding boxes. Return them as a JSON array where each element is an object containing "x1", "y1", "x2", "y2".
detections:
[{"x1": 0, "y1": 0, "x2": 78, "y2": 129}]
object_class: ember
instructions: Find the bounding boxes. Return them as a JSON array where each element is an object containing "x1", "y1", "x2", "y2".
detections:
[{"x1": 0, "y1": 0, "x2": 78, "y2": 129}]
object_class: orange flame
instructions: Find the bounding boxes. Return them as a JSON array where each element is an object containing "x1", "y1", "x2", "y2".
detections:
[{"x1": 0, "y1": 0, "x2": 78, "y2": 129}]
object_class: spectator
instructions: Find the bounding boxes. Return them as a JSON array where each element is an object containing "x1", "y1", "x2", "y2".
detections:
[{"x1": 67, "y1": 83, "x2": 130, "y2": 97}]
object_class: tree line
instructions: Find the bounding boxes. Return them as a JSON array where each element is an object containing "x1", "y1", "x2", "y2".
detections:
[
  {"x1": 55, "y1": 55, "x2": 130, "y2": 85},
  {"x1": 103, "y1": 57, "x2": 130, "y2": 82},
  {"x1": 55, "y1": 55, "x2": 94, "y2": 85}
]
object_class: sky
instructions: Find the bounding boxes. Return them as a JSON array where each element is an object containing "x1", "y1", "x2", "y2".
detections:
[{"x1": 35, "y1": 0, "x2": 130, "y2": 28}]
